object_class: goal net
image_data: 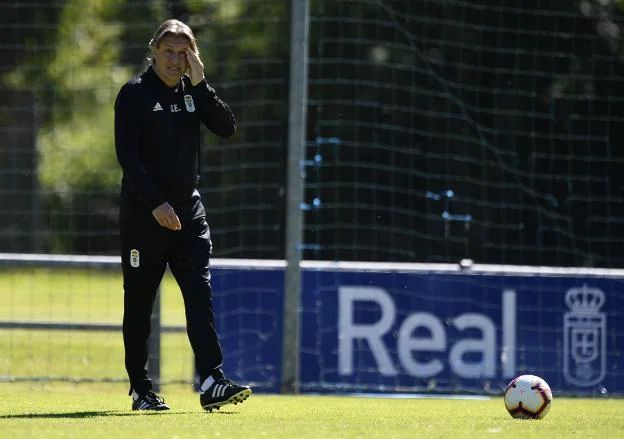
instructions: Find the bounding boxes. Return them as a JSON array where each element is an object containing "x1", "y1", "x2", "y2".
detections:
[
  {"x1": 1, "y1": 0, "x2": 623, "y2": 393},
  {"x1": 306, "y1": 0, "x2": 624, "y2": 267}
]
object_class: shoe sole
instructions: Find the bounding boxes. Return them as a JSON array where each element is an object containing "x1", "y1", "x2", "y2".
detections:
[
  {"x1": 132, "y1": 404, "x2": 170, "y2": 411},
  {"x1": 202, "y1": 388, "x2": 252, "y2": 412}
]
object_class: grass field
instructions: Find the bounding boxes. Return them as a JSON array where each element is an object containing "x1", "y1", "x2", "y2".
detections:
[
  {"x1": 0, "y1": 268, "x2": 185, "y2": 325},
  {"x1": 1, "y1": 382, "x2": 623, "y2": 439},
  {"x1": 0, "y1": 268, "x2": 194, "y2": 383}
]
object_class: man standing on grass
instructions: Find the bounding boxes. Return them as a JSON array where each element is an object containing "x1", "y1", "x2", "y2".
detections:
[{"x1": 114, "y1": 18, "x2": 251, "y2": 411}]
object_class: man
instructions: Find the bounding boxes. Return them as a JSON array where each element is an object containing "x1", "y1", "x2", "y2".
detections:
[{"x1": 114, "y1": 19, "x2": 251, "y2": 412}]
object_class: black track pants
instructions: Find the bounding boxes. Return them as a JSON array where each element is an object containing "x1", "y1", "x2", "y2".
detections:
[{"x1": 120, "y1": 212, "x2": 223, "y2": 394}]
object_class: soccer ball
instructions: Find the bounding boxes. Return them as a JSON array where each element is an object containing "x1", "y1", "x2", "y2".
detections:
[{"x1": 504, "y1": 374, "x2": 552, "y2": 419}]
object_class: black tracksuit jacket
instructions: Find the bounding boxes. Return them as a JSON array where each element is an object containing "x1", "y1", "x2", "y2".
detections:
[{"x1": 114, "y1": 66, "x2": 237, "y2": 221}]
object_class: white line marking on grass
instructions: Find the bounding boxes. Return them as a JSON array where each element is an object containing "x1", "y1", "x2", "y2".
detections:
[{"x1": 306, "y1": 393, "x2": 491, "y2": 400}]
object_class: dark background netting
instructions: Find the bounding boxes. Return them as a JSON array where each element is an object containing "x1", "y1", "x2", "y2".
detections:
[{"x1": 1, "y1": 0, "x2": 623, "y2": 267}]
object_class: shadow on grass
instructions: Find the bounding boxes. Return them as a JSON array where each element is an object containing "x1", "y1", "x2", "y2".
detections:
[
  {"x1": 1, "y1": 409, "x2": 241, "y2": 419},
  {"x1": 1, "y1": 411, "x2": 177, "y2": 419}
]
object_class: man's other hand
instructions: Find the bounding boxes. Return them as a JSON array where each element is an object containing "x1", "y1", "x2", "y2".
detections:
[{"x1": 152, "y1": 202, "x2": 182, "y2": 230}]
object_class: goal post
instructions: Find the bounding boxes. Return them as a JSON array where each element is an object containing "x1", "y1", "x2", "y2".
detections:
[{"x1": 283, "y1": 0, "x2": 311, "y2": 395}]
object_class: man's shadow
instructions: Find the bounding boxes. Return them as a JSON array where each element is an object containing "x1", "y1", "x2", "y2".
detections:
[
  {"x1": 0, "y1": 411, "x2": 162, "y2": 419},
  {"x1": 0, "y1": 410, "x2": 236, "y2": 419}
]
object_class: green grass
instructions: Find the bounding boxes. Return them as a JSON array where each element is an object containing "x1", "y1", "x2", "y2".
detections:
[
  {"x1": 0, "y1": 330, "x2": 192, "y2": 381},
  {"x1": 0, "y1": 268, "x2": 185, "y2": 325},
  {"x1": 0, "y1": 383, "x2": 623, "y2": 439},
  {"x1": 0, "y1": 268, "x2": 194, "y2": 383}
]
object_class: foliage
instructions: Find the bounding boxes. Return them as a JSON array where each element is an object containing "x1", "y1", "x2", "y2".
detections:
[
  {"x1": 8, "y1": 0, "x2": 622, "y2": 260},
  {"x1": 2, "y1": 0, "x2": 290, "y2": 253},
  {"x1": 37, "y1": 0, "x2": 127, "y2": 189}
]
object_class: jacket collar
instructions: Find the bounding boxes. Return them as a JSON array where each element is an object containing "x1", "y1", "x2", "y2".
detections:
[
  {"x1": 145, "y1": 65, "x2": 182, "y2": 90},
  {"x1": 145, "y1": 65, "x2": 191, "y2": 94}
]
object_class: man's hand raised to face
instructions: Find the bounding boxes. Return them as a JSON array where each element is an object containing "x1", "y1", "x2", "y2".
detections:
[{"x1": 185, "y1": 47, "x2": 205, "y2": 86}]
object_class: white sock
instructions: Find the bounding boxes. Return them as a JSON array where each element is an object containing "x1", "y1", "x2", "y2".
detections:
[
  {"x1": 199, "y1": 376, "x2": 215, "y2": 394},
  {"x1": 131, "y1": 389, "x2": 140, "y2": 401}
]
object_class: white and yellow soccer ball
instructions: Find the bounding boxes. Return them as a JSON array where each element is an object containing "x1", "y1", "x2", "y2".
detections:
[{"x1": 504, "y1": 374, "x2": 553, "y2": 419}]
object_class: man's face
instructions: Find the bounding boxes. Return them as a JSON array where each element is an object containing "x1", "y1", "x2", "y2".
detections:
[{"x1": 153, "y1": 34, "x2": 190, "y2": 87}]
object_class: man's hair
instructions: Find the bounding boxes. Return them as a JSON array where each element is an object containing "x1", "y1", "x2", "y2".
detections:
[{"x1": 148, "y1": 19, "x2": 198, "y2": 64}]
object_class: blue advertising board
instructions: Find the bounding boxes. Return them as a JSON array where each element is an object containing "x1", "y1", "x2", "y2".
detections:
[{"x1": 213, "y1": 263, "x2": 624, "y2": 395}]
